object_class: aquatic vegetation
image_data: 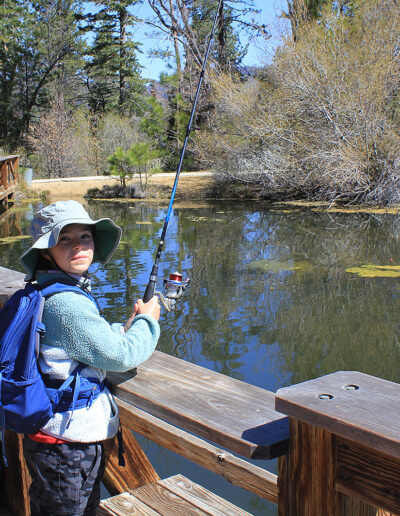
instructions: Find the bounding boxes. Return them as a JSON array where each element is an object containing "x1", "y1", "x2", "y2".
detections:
[
  {"x1": 270, "y1": 209, "x2": 297, "y2": 213},
  {"x1": 313, "y1": 207, "x2": 400, "y2": 214},
  {"x1": 277, "y1": 201, "x2": 330, "y2": 208},
  {"x1": 20, "y1": 198, "x2": 42, "y2": 203},
  {"x1": 247, "y1": 259, "x2": 313, "y2": 273},
  {"x1": 187, "y1": 216, "x2": 225, "y2": 222},
  {"x1": 346, "y1": 264, "x2": 400, "y2": 278},
  {"x1": 0, "y1": 235, "x2": 31, "y2": 244},
  {"x1": 9, "y1": 205, "x2": 31, "y2": 213}
]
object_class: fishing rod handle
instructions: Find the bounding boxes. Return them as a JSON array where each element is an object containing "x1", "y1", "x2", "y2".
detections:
[
  {"x1": 143, "y1": 263, "x2": 159, "y2": 303},
  {"x1": 143, "y1": 281, "x2": 156, "y2": 303}
]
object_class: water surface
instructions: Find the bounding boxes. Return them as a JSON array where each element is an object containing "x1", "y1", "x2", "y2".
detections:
[{"x1": 2, "y1": 200, "x2": 400, "y2": 514}]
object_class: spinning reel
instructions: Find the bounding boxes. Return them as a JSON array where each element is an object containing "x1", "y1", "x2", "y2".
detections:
[{"x1": 156, "y1": 271, "x2": 190, "y2": 312}]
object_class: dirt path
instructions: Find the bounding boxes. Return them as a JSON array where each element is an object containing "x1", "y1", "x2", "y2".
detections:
[{"x1": 30, "y1": 172, "x2": 214, "y2": 202}]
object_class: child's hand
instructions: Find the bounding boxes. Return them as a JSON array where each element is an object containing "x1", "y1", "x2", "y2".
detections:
[
  {"x1": 123, "y1": 296, "x2": 160, "y2": 332},
  {"x1": 136, "y1": 296, "x2": 161, "y2": 321}
]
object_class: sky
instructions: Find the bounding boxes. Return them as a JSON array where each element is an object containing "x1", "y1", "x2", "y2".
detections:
[{"x1": 127, "y1": 0, "x2": 289, "y2": 81}]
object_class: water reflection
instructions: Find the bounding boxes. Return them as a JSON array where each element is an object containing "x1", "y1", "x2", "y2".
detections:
[{"x1": 2, "y1": 200, "x2": 400, "y2": 514}]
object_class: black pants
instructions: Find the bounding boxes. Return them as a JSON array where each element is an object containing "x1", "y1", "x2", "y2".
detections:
[{"x1": 23, "y1": 437, "x2": 105, "y2": 516}]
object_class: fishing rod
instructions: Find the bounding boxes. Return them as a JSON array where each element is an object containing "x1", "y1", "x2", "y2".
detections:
[{"x1": 143, "y1": 0, "x2": 223, "y2": 307}]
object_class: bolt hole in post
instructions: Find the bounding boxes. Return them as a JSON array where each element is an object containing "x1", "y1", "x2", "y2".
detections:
[
  {"x1": 344, "y1": 384, "x2": 359, "y2": 391},
  {"x1": 319, "y1": 394, "x2": 334, "y2": 400}
]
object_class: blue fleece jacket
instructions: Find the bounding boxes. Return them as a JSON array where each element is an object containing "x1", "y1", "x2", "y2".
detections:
[{"x1": 36, "y1": 271, "x2": 160, "y2": 442}]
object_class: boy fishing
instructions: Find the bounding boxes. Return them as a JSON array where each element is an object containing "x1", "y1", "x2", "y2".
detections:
[{"x1": 19, "y1": 199, "x2": 160, "y2": 515}]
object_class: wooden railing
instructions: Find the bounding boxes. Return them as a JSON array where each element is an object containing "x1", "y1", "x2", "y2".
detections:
[
  {"x1": 276, "y1": 371, "x2": 399, "y2": 515},
  {"x1": 0, "y1": 155, "x2": 19, "y2": 209},
  {"x1": 1, "y1": 266, "x2": 400, "y2": 515}
]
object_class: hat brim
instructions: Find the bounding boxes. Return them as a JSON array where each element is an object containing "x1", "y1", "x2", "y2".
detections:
[{"x1": 20, "y1": 217, "x2": 122, "y2": 280}]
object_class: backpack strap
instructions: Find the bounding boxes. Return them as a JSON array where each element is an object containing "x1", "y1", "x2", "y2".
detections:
[
  {"x1": 40, "y1": 282, "x2": 96, "y2": 305},
  {"x1": 0, "y1": 373, "x2": 7, "y2": 466},
  {"x1": 37, "y1": 282, "x2": 102, "y2": 423}
]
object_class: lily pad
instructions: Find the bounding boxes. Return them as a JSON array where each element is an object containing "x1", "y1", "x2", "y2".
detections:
[
  {"x1": 0, "y1": 235, "x2": 31, "y2": 244},
  {"x1": 346, "y1": 264, "x2": 400, "y2": 278},
  {"x1": 247, "y1": 259, "x2": 313, "y2": 273}
]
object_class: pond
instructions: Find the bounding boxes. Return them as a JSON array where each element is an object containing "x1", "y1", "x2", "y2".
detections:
[{"x1": 2, "y1": 199, "x2": 400, "y2": 515}]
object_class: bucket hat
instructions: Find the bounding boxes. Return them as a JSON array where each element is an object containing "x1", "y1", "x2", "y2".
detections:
[{"x1": 20, "y1": 200, "x2": 122, "y2": 280}]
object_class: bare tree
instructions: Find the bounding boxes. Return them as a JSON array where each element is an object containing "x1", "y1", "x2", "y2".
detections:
[
  {"x1": 28, "y1": 94, "x2": 79, "y2": 178},
  {"x1": 197, "y1": 0, "x2": 400, "y2": 205}
]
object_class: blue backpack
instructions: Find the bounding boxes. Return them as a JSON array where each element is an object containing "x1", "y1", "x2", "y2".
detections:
[{"x1": 0, "y1": 282, "x2": 105, "y2": 466}]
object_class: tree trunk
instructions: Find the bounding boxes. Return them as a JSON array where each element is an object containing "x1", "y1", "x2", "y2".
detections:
[{"x1": 119, "y1": 8, "x2": 127, "y2": 112}]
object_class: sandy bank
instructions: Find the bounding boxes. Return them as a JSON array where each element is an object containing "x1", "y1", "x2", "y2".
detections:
[{"x1": 30, "y1": 172, "x2": 214, "y2": 202}]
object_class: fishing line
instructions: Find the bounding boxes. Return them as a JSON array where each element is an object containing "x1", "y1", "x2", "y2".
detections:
[{"x1": 143, "y1": 0, "x2": 224, "y2": 304}]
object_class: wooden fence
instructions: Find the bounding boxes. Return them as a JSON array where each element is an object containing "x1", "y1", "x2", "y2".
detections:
[
  {"x1": 0, "y1": 266, "x2": 399, "y2": 515},
  {"x1": 0, "y1": 155, "x2": 19, "y2": 210}
]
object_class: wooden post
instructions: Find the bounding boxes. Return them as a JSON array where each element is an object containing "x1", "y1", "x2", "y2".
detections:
[
  {"x1": 278, "y1": 419, "x2": 336, "y2": 515},
  {"x1": 2, "y1": 433, "x2": 31, "y2": 516},
  {"x1": 103, "y1": 424, "x2": 159, "y2": 495},
  {"x1": 276, "y1": 371, "x2": 400, "y2": 515}
]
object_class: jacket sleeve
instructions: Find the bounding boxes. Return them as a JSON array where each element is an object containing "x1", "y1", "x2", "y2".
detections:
[{"x1": 42, "y1": 291, "x2": 160, "y2": 371}]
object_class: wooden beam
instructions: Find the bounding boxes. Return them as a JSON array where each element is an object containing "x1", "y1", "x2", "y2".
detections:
[
  {"x1": 276, "y1": 372, "x2": 398, "y2": 515},
  {"x1": 108, "y1": 351, "x2": 289, "y2": 460},
  {"x1": 0, "y1": 155, "x2": 20, "y2": 162},
  {"x1": 278, "y1": 419, "x2": 336, "y2": 515},
  {"x1": 117, "y1": 398, "x2": 278, "y2": 503}
]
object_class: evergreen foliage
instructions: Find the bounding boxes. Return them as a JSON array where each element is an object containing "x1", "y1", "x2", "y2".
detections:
[
  {"x1": 0, "y1": 0, "x2": 82, "y2": 144},
  {"x1": 82, "y1": 0, "x2": 145, "y2": 115},
  {"x1": 108, "y1": 142, "x2": 159, "y2": 187}
]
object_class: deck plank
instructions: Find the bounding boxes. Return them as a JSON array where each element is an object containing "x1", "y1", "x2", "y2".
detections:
[
  {"x1": 100, "y1": 475, "x2": 253, "y2": 516},
  {"x1": 98, "y1": 492, "x2": 160, "y2": 515},
  {"x1": 130, "y1": 480, "x2": 210, "y2": 515},
  {"x1": 108, "y1": 351, "x2": 289, "y2": 459},
  {"x1": 158, "y1": 474, "x2": 252, "y2": 516}
]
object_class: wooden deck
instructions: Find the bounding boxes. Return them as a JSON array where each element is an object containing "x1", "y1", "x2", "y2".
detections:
[{"x1": 0, "y1": 155, "x2": 19, "y2": 210}]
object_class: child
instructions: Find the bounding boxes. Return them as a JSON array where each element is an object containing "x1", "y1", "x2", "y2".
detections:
[{"x1": 19, "y1": 200, "x2": 160, "y2": 516}]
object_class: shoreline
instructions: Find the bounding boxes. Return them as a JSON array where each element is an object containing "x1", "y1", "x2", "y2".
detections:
[
  {"x1": 25, "y1": 174, "x2": 400, "y2": 214},
  {"x1": 29, "y1": 172, "x2": 214, "y2": 202}
]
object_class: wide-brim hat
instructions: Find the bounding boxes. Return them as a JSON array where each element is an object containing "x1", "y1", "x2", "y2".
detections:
[{"x1": 20, "y1": 200, "x2": 122, "y2": 280}]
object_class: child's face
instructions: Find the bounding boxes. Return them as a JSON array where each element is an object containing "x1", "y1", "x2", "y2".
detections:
[{"x1": 48, "y1": 224, "x2": 95, "y2": 276}]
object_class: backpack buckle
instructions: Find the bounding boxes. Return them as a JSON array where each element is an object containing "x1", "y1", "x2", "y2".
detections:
[{"x1": 36, "y1": 322, "x2": 46, "y2": 336}]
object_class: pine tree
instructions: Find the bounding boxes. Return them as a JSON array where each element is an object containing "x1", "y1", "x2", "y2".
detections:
[
  {"x1": 83, "y1": 0, "x2": 145, "y2": 115},
  {"x1": 0, "y1": 0, "x2": 82, "y2": 144}
]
